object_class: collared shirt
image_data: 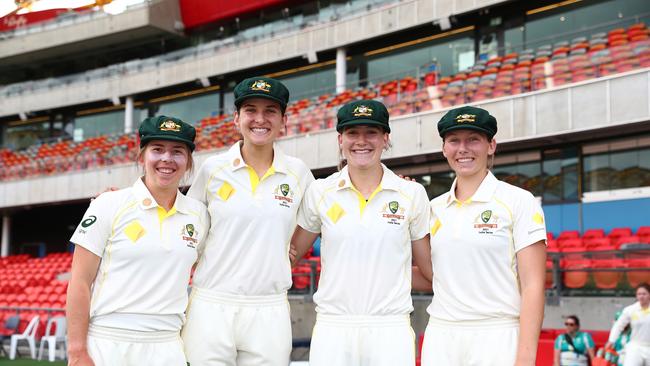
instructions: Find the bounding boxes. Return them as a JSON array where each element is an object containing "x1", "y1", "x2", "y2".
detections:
[
  {"x1": 608, "y1": 301, "x2": 650, "y2": 344},
  {"x1": 298, "y1": 165, "x2": 430, "y2": 315},
  {"x1": 187, "y1": 141, "x2": 315, "y2": 295},
  {"x1": 70, "y1": 178, "x2": 209, "y2": 331},
  {"x1": 428, "y1": 171, "x2": 547, "y2": 322}
]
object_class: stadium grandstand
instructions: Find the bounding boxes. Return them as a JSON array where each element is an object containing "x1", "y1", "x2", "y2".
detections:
[{"x1": 0, "y1": 0, "x2": 649, "y2": 363}]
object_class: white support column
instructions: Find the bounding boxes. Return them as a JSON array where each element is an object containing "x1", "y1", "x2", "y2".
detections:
[
  {"x1": 124, "y1": 96, "x2": 134, "y2": 134},
  {"x1": 1, "y1": 215, "x2": 10, "y2": 257},
  {"x1": 336, "y1": 48, "x2": 347, "y2": 94}
]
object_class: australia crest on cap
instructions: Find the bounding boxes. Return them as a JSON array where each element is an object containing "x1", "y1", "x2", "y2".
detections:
[
  {"x1": 251, "y1": 80, "x2": 271, "y2": 92},
  {"x1": 455, "y1": 114, "x2": 476, "y2": 123},
  {"x1": 160, "y1": 120, "x2": 181, "y2": 132},
  {"x1": 353, "y1": 105, "x2": 373, "y2": 117}
]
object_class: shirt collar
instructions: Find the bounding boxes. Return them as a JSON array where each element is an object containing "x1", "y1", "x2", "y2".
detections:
[
  {"x1": 335, "y1": 164, "x2": 400, "y2": 192},
  {"x1": 133, "y1": 177, "x2": 191, "y2": 214},
  {"x1": 445, "y1": 171, "x2": 498, "y2": 206},
  {"x1": 227, "y1": 141, "x2": 288, "y2": 174}
]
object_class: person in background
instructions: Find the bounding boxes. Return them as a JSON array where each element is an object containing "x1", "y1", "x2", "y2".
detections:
[
  {"x1": 554, "y1": 315, "x2": 595, "y2": 366},
  {"x1": 606, "y1": 283, "x2": 650, "y2": 366}
]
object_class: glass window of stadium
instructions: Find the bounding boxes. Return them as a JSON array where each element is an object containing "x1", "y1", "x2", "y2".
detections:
[
  {"x1": 366, "y1": 33, "x2": 475, "y2": 82},
  {"x1": 414, "y1": 171, "x2": 455, "y2": 200},
  {"x1": 492, "y1": 151, "x2": 543, "y2": 197},
  {"x1": 582, "y1": 136, "x2": 650, "y2": 192},
  {"x1": 279, "y1": 65, "x2": 359, "y2": 100},
  {"x1": 542, "y1": 147, "x2": 579, "y2": 202},
  {"x1": 512, "y1": 0, "x2": 649, "y2": 51},
  {"x1": 74, "y1": 110, "x2": 125, "y2": 140},
  {"x1": 3, "y1": 121, "x2": 50, "y2": 150},
  {"x1": 154, "y1": 92, "x2": 220, "y2": 125}
]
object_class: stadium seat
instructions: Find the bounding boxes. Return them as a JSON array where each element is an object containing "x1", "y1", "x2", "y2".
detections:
[
  {"x1": 37, "y1": 316, "x2": 67, "y2": 361},
  {"x1": 609, "y1": 227, "x2": 633, "y2": 239},
  {"x1": 626, "y1": 259, "x2": 650, "y2": 287},
  {"x1": 592, "y1": 259, "x2": 625, "y2": 289},
  {"x1": 613, "y1": 235, "x2": 641, "y2": 248},
  {"x1": 562, "y1": 260, "x2": 591, "y2": 289},
  {"x1": 9, "y1": 315, "x2": 39, "y2": 360},
  {"x1": 559, "y1": 237, "x2": 584, "y2": 249},
  {"x1": 583, "y1": 228, "x2": 606, "y2": 239},
  {"x1": 0, "y1": 315, "x2": 20, "y2": 357}
]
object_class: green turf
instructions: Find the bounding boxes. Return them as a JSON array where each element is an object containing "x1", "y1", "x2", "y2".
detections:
[{"x1": 0, "y1": 359, "x2": 66, "y2": 365}]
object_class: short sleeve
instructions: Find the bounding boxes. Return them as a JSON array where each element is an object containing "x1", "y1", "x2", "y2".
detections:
[
  {"x1": 297, "y1": 182, "x2": 322, "y2": 234},
  {"x1": 585, "y1": 333, "x2": 595, "y2": 348},
  {"x1": 187, "y1": 162, "x2": 209, "y2": 205},
  {"x1": 554, "y1": 335, "x2": 562, "y2": 350},
  {"x1": 69, "y1": 194, "x2": 115, "y2": 257},
  {"x1": 513, "y1": 192, "x2": 547, "y2": 252},
  {"x1": 409, "y1": 184, "x2": 431, "y2": 241}
]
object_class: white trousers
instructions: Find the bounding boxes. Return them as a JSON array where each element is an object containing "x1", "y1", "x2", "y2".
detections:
[
  {"x1": 87, "y1": 324, "x2": 186, "y2": 366},
  {"x1": 309, "y1": 314, "x2": 415, "y2": 366},
  {"x1": 181, "y1": 288, "x2": 292, "y2": 366},
  {"x1": 624, "y1": 342, "x2": 650, "y2": 366},
  {"x1": 421, "y1": 318, "x2": 519, "y2": 366}
]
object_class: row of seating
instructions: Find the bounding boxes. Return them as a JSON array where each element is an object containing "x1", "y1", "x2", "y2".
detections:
[
  {"x1": 1, "y1": 23, "x2": 648, "y2": 181},
  {"x1": 0, "y1": 253, "x2": 71, "y2": 311},
  {"x1": 548, "y1": 258, "x2": 650, "y2": 290},
  {"x1": 547, "y1": 226, "x2": 650, "y2": 251}
]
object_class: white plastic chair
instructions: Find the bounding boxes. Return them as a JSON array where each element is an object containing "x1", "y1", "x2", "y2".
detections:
[
  {"x1": 38, "y1": 316, "x2": 67, "y2": 361},
  {"x1": 9, "y1": 315, "x2": 40, "y2": 360}
]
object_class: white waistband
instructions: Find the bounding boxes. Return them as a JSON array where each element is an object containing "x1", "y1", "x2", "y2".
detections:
[
  {"x1": 191, "y1": 287, "x2": 287, "y2": 306},
  {"x1": 88, "y1": 324, "x2": 180, "y2": 343},
  {"x1": 428, "y1": 317, "x2": 519, "y2": 329},
  {"x1": 316, "y1": 314, "x2": 411, "y2": 327}
]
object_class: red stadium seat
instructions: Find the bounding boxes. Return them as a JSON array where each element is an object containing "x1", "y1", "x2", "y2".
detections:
[{"x1": 583, "y1": 229, "x2": 605, "y2": 239}]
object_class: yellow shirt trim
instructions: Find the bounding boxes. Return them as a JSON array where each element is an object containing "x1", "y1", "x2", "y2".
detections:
[
  {"x1": 157, "y1": 206, "x2": 177, "y2": 223},
  {"x1": 431, "y1": 218, "x2": 441, "y2": 237},
  {"x1": 247, "y1": 165, "x2": 276, "y2": 193},
  {"x1": 351, "y1": 184, "x2": 382, "y2": 215}
]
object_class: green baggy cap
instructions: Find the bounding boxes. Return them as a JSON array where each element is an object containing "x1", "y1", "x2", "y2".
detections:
[
  {"x1": 336, "y1": 99, "x2": 390, "y2": 133},
  {"x1": 437, "y1": 106, "x2": 497, "y2": 139},
  {"x1": 139, "y1": 115, "x2": 196, "y2": 151}
]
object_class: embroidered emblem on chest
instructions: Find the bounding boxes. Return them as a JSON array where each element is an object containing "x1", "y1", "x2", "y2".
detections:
[
  {"x1": 181, "y1": 223, "x2": 198, "y2": 248},
  {"x1": 381, "y1": 200, "x2": 406, "y2": 225},
  {"x1": 474, "y1": 209, "x2": 498, "y2": 234},
  {"x1": 273, "y1": 183, "x2": 294, "y2": 208}
]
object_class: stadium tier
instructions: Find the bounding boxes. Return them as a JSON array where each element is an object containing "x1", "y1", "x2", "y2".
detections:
[{"x1": 1, "y1": 22, "x2": 648, "y2": 181}]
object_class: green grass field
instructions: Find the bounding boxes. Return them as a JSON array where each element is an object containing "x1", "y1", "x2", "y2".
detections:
[{"x1": 0, "y1": 359, "x2": 66, "y2": 366}]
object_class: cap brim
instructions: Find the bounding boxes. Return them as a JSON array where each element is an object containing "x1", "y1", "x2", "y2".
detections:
[
  {"x1": 440, "y1": 124, "x2": 493, "y2": 138},
  {"x1": 337, "y1": 119, "x2": 390, "y2": 133},
  {"x1": 140, "y1": 135, "x2": 195, "y2": 151},
  {"x1": 235, "y1": 93, "x2": 287, "y2": 109}
]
